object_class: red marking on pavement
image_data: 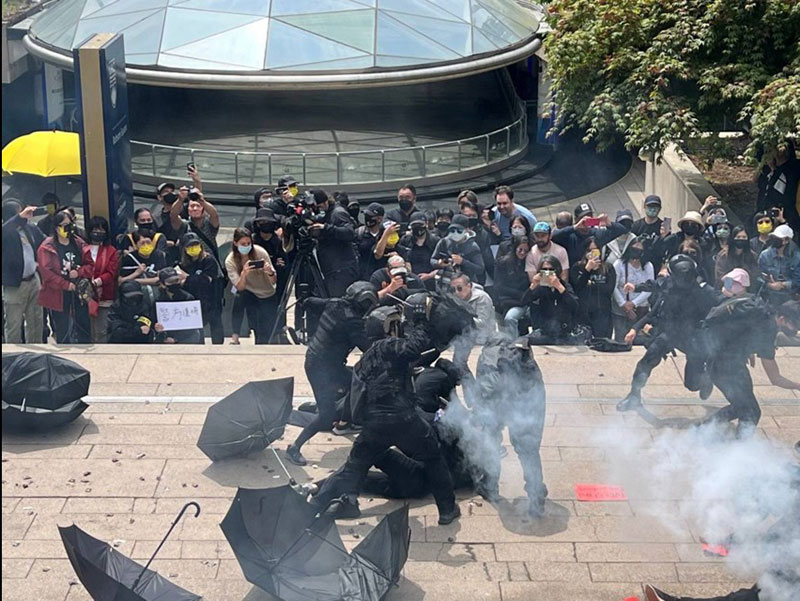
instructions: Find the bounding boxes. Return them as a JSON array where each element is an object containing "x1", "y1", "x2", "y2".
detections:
[
  {"x1": 701, "y1": 542, "x2": 729, "y2": 557},
  {"x1": 574, "y1": 484, "x2": 628, "y2": 501},
  {"x1": 623, "y1": 597, "x2": 640, "y2": 601}
]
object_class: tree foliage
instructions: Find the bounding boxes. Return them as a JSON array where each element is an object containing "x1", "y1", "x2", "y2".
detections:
[{"x1": 545, "y1": 0, "x2": 800, "y2": 162}]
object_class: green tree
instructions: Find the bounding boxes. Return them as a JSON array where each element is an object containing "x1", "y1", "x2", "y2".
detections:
[{"x1": 545, "y1": 0, "x2": 800, "y2": 162}]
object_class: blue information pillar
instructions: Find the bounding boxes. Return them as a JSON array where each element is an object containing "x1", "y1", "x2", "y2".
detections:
[{"x1": 73, "y1": 33, "x2": 133, "y2": 238}]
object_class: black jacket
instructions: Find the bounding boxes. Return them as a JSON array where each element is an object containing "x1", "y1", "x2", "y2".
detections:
[
  {"x1": 355, "y1": 225, "x2": 387, "y2": 280},
  {"x1": 431, "y1": 235, "x2": 486, "y2": 284},
  {"x1": 570, "y1": 262, "x2": 616, "y2": 320},
  {"x1": 397, "y1": 232, "x2": 439, "y2": 276},
  {"x1": 552, "y1": 223, "x2": 628, "y2": 265},
  {"x1": 385, "y1": 207, "x2": 424, "y2": 235},
  {"x1": 180, "y1": 255, "x2": 220, "y2": 307},
  {"x1": 492, "y1": 254, "x2": 529, "y2": 314},
  {"x1": 523, "y1": 281, "x2": 579, "y2": 338},
  {"x1": 305, "y1": 297, "x2": 370, "y2": 363},
  {"x1": 2, "y1": 214, "x2": 45, "y2": 287},
  {"x1": 358, "y1": 324, "x2": 434, "y2": 423},
  {"x1": 107, "y1": 297, "x2": 156, "y2": 344},
  {"x1": 317, "y1": 205, "x2": 359, "y2": 278}
]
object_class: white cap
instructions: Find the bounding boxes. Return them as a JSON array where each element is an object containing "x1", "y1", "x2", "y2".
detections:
[{"x1": 773, "y1": 224, "x2": 794, "y2": 239}]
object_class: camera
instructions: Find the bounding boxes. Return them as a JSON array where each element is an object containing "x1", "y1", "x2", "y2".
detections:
[
  {"x1": 539, "y1": 268, "x2": 555, "y2": 286},
  {"x1": 188, "y1": 190, "x2": 201, "y2": 201},
  {"x1": 285, "y1": 192, "x2": 325, "y2": 244},
  {"x1": 770, "y1": 208, "x2": 781, "y2": 218},
  {"x1": 485, "y1": 205, "x2": 496, "y2": 221},
  {"x1": 709, "y1": 213, "x2": 727, "y2": 225}
]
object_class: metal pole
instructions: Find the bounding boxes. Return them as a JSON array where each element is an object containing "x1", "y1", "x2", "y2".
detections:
[
  {"x1": 336, "y1": 153, "x2": 341, "y2": 185},
  {"x1": 302, "y1": 153, "x2": 307, "y2": 185},
  {"x1": 381, "y1": 150, "x2": 386, "y2": 181},
  {"x1": 268, "y1": 154, "x2": 272, "y2": 185},
  {"x1": 150, "y1": 144, "x2": 156, "y2": 176},
  {"x1": 484, "y1": 135, "x2": 490, "y2": 164},
  {"x1": 421, "y1": 146, "x2": 427, "y2": 177},
  {"x1": 457, "y1": 141, "x2": 462, "y2": 171},
  {"x1": 234, "y1": 152, "x2": 239, "y2": 184},
  {"x1": 506, "y1": 127, "x2": 511, "y2": 156}
]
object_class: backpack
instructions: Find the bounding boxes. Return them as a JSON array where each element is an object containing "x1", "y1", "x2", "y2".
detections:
[
  {"x1": 347, "y1": 361, "x2": 369, "y2": 426},
  {"x1": 704, "y1": 294, "x2": 773, "y2": 327}
]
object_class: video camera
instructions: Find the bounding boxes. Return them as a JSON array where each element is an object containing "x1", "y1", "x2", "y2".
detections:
[{"x1": 284, "y1": 192, "x2": 326, "y2": 243}]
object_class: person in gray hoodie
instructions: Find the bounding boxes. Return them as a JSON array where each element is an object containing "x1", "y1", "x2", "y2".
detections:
[{"x1": 431, "y1": 214, "x2": 486, "y2": 285}]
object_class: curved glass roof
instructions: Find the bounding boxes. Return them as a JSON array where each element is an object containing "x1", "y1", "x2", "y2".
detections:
[{"x1": 30, "y1": 0, "x2": 539, "y2": 72}]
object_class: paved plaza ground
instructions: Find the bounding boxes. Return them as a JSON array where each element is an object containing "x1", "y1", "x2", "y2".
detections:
[{"x1": 2, "y1": 343, "x2": 798, "y2": 601}]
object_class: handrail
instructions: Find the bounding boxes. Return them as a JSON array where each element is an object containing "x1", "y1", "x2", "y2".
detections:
[{"x1": 131, "y1": 102, "x2": 528, "y2": 186}]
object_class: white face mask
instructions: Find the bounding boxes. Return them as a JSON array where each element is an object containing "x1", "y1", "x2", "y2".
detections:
[
  {"x1": 511, "y1": 226, "x2": 526, "y2": 237},
  {"x1": 448, "y1": 230, "x2": 467, "y2": 243}
]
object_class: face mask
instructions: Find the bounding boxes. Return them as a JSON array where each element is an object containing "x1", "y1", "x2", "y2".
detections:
[
  {"x1": 715, "y1": 227, "x2": 730, "y2": 240},
  {"x1": 238, "y1": 244, "x2": 252, "y2": 255},
  {"x1": 412, "y1": 227, "x2": 426, "y2": 238},
  {"x1": 166, "y1": 284, "x2": 182, "y2": 294},
  {"x1": 89, "y1": 231, "x2": 106, "y2": 243},
  {"x1": 628, "y1": 248, "x2": 643, "y2": 260},
  {"x1": 186, "y1": 244, "x2": 202, "y2": 258},
  {"x1": 448, "y1": 229, "x2": 467, "y2": 243},
  {"x1": 348, "y1": 207, "x2": 360, "y2": 220},
  {"x1": 645, "y1": 206, "x2": 660, "y2": 218},
  {"x1": 467, "y1": 217, "x2": 479, "y2": 229},
  {"x1": 757, "y1": 221, "x2": 773, "y2": 235},
  {"x1": 56, "y1": 225, "x2": 71, "y2": 239},
  {"x1": 511, "y1": 226, "x2": 526, "y2": 237},
  {"x1": 257, "y1": 221, "x2": 276, "y2": 234},
  {"x1": 588, "y1": 249, "x2": 601, "y2": 260},
  {"x1": 138, "y1": 243, "x2": 155, "y2": 257},
  {"x1": 287, "y1": 186, "x2": 298, "y2": 197},
  {"x1": 436, "y1": 222, "x2": 450, "y2": 234},
  {"x1": 681, "y1": 223, "x2": 702, "y2": 237},
  {"x1": 366, "y1": 219, "x2": 379, "y2": 228},
  {"x1": 732, "y1": 238, "x2": 749, "y2": 250},
  {"x1": 398, "y1": 198, "x2": 414, "y2": 212},
  {"x1": 46, "y1": 204, "x2": 57, "y2": 216}
]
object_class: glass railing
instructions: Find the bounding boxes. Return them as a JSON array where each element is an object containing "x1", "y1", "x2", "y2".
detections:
[{"x1": 130, "y1": 104, "x2": 528, "y2": 187}]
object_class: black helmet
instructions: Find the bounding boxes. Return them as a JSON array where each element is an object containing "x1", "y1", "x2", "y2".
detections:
[
  {"x1": 344, "y1": 281, "x2": 378, "y2": 315},
  {"x1": 365, "y1": 305, "x2": 402, "y2": 342},
  {"x1": 405, "y1": 292, "x2": 432, "y2": 321},
  {"x1": 668, "y1": 254, "x2": 698, "y2": 289},
  {"x1": 119, "y1": 281, "x2": 144, "y2": 305}
]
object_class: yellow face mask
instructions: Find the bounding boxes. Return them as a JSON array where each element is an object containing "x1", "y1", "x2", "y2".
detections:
[
  {"x1": 588, "y1": 249, "x2": 601, "y2": 260},
  {"x1": 56, "y1": 225, "x2": 70, "y2": 239},
  {"x1": 386, "y1": 231, "x2": 400, "y2": 248},
  {"x1": 47, "y1": 204, "x2": 57, "y2": 216},
  {"x1": 288, "y1": 186, "x2": 298, "y2": 197},
  {"x1": 138, "y1": 243, "x2": 155, "y2": 257},
  {"x1": 757, "y1": 222, "x2": 773, "y2": 235},
  {"x1": 186, "y1": 244, "x2": 202, "y2": 258}
]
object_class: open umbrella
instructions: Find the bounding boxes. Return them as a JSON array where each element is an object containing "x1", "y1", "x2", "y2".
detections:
[
  {"x1": 221, "y1": 485, "x2": 410, "y2": 601},
  {"x1": 2, "y1": 130, "x2": 81, "y2": 177},
  {"x1": 196, "y1": 378, "x2": 293, "y2": 462},
  {"x1": 60, "y1": 502, "x2": 201, "y2": 601},
  {"x1": 2, "y1": 352, "x2": 91, "y2": 431}
]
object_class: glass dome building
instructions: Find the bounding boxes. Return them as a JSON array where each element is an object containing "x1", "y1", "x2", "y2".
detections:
[{"x1": 23, "y1": 0, "x2": 544, "y2": 191}]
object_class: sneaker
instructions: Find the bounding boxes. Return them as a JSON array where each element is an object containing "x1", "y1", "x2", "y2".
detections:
[
  {"x1": 285, "y1": 444, "x2": 307, "y2": 466},
  {"x1": 644, "y1": 584, "x2": 672, "y2": 601},
  {"x1": 616, "y1": 393, "x2": 642, "y2": 412},
  {"x1": 438, "y1": 504, "x2": 461, "y2": 525},
  {"x1": 332, "y1": 422, "x2": 362, "y2": 436}
]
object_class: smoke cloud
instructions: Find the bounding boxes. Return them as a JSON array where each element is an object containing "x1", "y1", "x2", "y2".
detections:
[{"x1": 600, "y1": 422, "x2": 800, "y2": 601}]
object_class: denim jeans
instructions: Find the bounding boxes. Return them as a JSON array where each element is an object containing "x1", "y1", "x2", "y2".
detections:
[{"x1": 503, "y1": 305, "x2": 529, "y2": 337}]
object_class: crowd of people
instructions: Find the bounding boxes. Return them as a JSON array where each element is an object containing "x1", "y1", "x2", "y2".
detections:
[{"x1": 2, "y1": 154, "x2": 799, "y2": 348}]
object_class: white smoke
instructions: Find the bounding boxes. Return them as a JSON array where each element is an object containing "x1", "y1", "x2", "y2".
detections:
[{"x1": 600, "y1": 422, "x2": 800, "y2": 601}]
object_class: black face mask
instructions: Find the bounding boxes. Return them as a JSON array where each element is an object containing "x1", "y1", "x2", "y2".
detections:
[
  {"x1": 467, "y1": 217, "x2": 479, "y2": 229},
  {"x1": 366, "y1": 219, "x2": 379, "y2": 228},
  {"x1": 627, "y1": 248, "x2": 643, "y2": 260},
  {"x1": 89, "y1": 231, "x2": 107, "y2": 243},
  {"x1": 121, "y1": 293, "x2": 144, "y2": 306},
  {"x1": 412, "y1": 227, "x2": 426, "y2": 238},
  {"x1": 137, "y1": 222, "x2": 155, "y2": 234},
  {"x1": 681, "y1": 223, "x2": 702, "y2": 237},
  {"x1": 731, "y1": 239, "x2": 749, "y2": 250},
  {"x1": 166, "y1": 284, "x2": 182, "y2": 295},
  {"x1": 257, "y1": 221, "x2": 276, "y2": 234},
  {"x1": 398, "y1": 199, "x2": 414, "y2": 212},
  {"x1": 436, "y1": 222, "x2": 450, "y2": 234},
  {"x1": 348, "y1": 207, "x2": 360, "y2": 220}
]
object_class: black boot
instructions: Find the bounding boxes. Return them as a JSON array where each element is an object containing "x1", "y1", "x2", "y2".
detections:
[
  {"x1": 324, "y1": 494, "x2": 361, "y2": 519},
  {"x1": 438, "y1": 504, "x2": 461, "y2": 525},
  {"x1": 285, "y1": 444, "x2": 307, "y2": 466},
  {"x1": 616, "y1": 392, "x2": 642, "y2": 412}
]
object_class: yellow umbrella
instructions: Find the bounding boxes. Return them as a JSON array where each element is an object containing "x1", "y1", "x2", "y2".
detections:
[{"x1": 2, "y1": 130, "x2": 81, "y2": 177}]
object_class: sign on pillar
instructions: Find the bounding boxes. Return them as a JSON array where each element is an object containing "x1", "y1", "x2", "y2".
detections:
[{"x1": 73, "y1": 33, "x2": 133, "y2": 238}]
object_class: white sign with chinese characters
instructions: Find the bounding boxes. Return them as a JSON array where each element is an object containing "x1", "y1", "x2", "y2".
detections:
[{"x1": 155, "y1": 301, "x2": 203, "y2": 331}]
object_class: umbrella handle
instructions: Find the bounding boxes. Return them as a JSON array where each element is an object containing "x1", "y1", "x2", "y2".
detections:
[
  {"x1": 131, "y1": 502, "x2": 201, "y2": 592},
  {"x1": 269, "y1": 446, "x2": 298, "y2": 487}
]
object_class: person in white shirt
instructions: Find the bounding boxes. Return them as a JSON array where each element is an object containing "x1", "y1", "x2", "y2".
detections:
[{"x1": 612, "y1": 237, "x2": 654, "y2": 342}]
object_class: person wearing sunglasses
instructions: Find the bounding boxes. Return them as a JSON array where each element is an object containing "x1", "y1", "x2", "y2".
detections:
[
  {"x1": 430, "y1": 215, "x2": 486, "y2": 285},
  {"x1": 448, "y1": 273, "x2": 496, "y2": 375}
]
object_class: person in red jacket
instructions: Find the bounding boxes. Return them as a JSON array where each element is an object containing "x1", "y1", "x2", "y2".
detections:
[
  {"x1": 37, "y1": 210, "x2": 95, "y2": 343},
  {"x1": 86, "y1": 216, "x2": 119, "y2": 343}
]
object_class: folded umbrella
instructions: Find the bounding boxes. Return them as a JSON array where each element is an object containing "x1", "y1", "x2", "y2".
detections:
[
  {"x1": 221, "y1": 485, "x2": 409, "y2": 601},
  {"x1": 197, "y1": 378, "x2": 293, "y2": 462},
  {"x1": 2, "y1": 352, "x2": 91, "y2": 431},
  {"x1": 60, "y1": 502, "x2": 202, "y2": 601}
]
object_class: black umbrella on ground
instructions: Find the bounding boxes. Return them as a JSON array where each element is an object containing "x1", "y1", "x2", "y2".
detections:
[
  {"x1": 59, "y1": 502, "x2": 201, "y2": 601},
  {"x1": 2, "y1": 352, "x2": 90, "y2": 430},
  {"x1": 221, "y1": 485, "x2": 410, "y2": 601},
  {"x1": 197, "y1": 378, "x2": 294, "y2": 462}
]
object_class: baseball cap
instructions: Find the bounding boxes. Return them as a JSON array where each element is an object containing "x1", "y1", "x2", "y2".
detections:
[
  {"x1": 180, "y1": 232, "x2": 202, "y2": 247},
  {"x1": 157, "y1": 182, "x2": 175, "y2": 195},
  {"x1": 574, "y1": 203, "x2": 593, "y2": 219},
  {"x1": 255, "y1": 207, "x2": 279, "y2": 223},
  {"x1": 364, "y1": 203, "x2": 385, "y2": 219},
  {"x1": 158, "y1": 267, "x2": 182, "y2": 285},
  {"x1": 773, "y1": 224, "x2": 794, "y2": 239},
  {"x1": 533, "y1": 221, "x2": 552, "y2": 233},
  {"x1": 616, "y1": 209, "x2": 634, "y2": 223},
  {"x1": 451, "y1": 214, "x2": 469, "y2": 228},
  {"x1": 644, "y1": 195, "x2": 662, "y2": 207}
]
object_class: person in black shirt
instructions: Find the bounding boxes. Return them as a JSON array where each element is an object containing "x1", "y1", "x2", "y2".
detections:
[
  {"x1": 118, "y1": 230, "x2": 166, "y2": 288},
  {"x1": 117, "y1": 208, "x2": 168, "y2": 255},
  {"x1": 178, "y1": 232, "x2": 223, "y2": 344},
  {"x1": 631, "y1": 195, "x2": 664, "y2": 238},
  {"x1": 523, "y1": 255, "x2": 580, "y2": 344},
  {"x1": 385, "y1": 184, "x2": 424, "y2": 235},
  {"x1": 570, "y1": 237, "x2": 616, "y2": 338},
  {"x1": 397, "y1": 216, "x2": 439, "y2": 289},
  {"x1": 153, "y1": 267, "x2": 203, "y2": 344},
  {"x1": 370, "y1": 255, "x2": 425, "y2": 305},
  {"x1": 107, "y1": 281, "x2": 156, "y2": 344},
  {"x1": 355, "y1": 203, "x2": 388, "y2": 280}
]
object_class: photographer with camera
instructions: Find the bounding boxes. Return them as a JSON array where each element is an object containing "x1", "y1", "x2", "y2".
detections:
[
  {"x1": 371, "y1": 255, "x2": 425, "y2": 304},
  {"x1": 431, "y1": 215, "x2": 486, "y2": 285},
  {"x1": 397, "y1": 216, "x2": 440, "y2": 288},
  {"x1": 169, "y1": 187, "x2": 220, "y2": 259},
  {"x1": 355, "y1": 203, "x2": 390, "y2": 280},
  {"x1": 523, "y1": 255, "x2": 580, "y2": 344},
  {"x1": 36, "y1": 210, "x2": 94, "y2": 343},
  {"x1": 225, "y1": 228, "x2": 277, "y2": 344},
  {"x1": 287, "y1": 189, "x2": 359, "y2": 298}
]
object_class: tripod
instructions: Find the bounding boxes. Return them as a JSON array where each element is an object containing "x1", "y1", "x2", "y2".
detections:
[{"x1": 269, "y1": 237, "x2": 328, "y2": 344}]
